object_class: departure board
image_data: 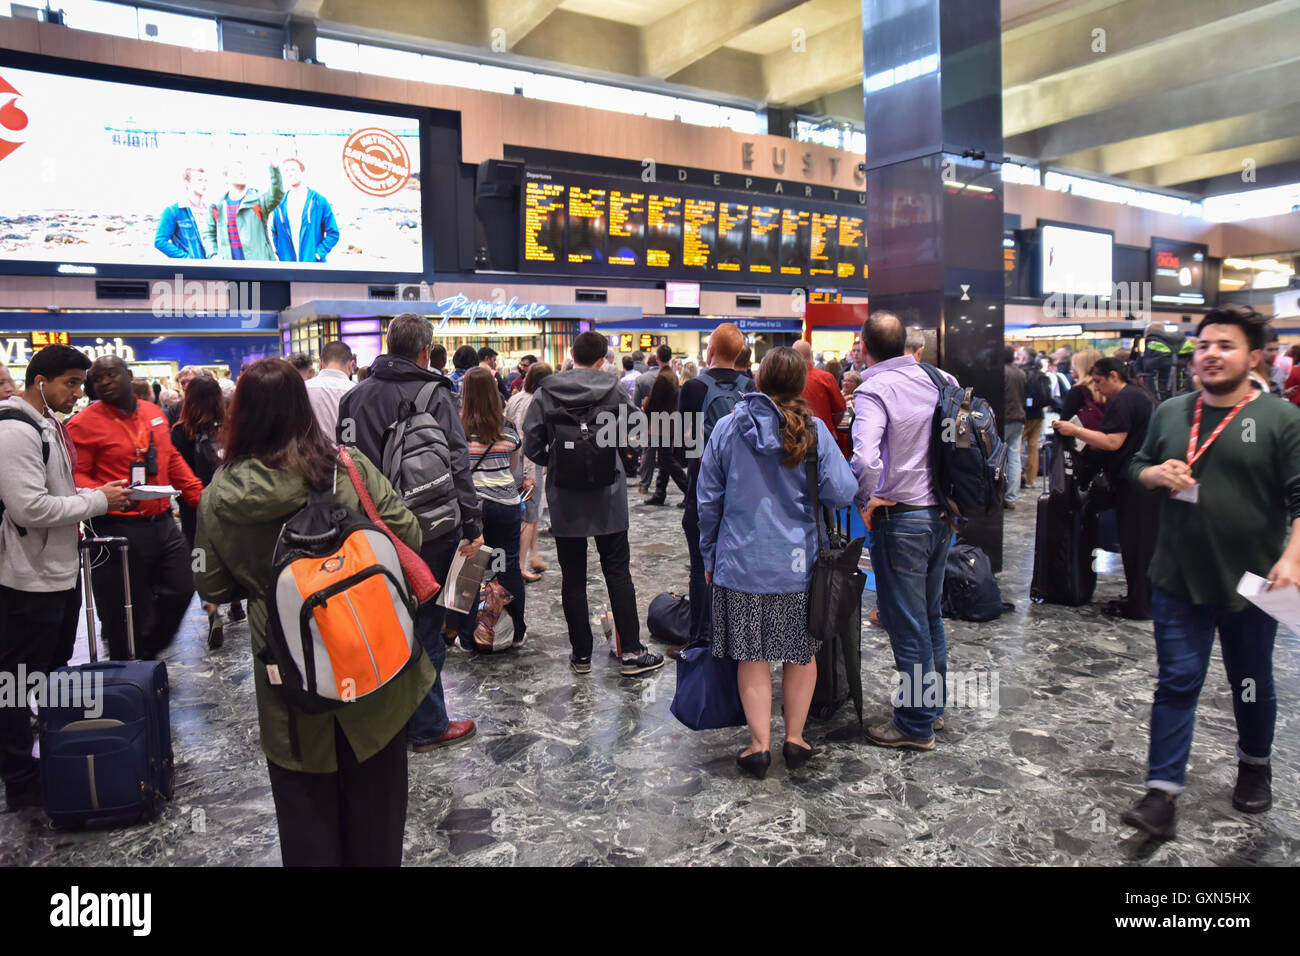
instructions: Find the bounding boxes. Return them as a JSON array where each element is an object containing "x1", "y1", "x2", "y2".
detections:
[
  {"x1": 646, "y1": 194, "x2": 682, "y2": 269},
  {"x1": 523, "y1": 180, "x2": 566, "y2": 263},
  {"x1": 518, "y1": 169, "x2": 867, "y2": 286},
  {"x1": 837, "y1": 215, "x2": 865, "y2": 279},
  {"x1": 608, "y1": 189, "x2": 645, "y2": 267},
  {"x1": 780, "y1": 208, "x2": 810, "y2": 276},
  {"x1": 749, "y1": 206, "x2": 781, "y2": 275},
  {"x1": 683, "y1": 198, "x2": 717, "y2": 269},
  {"x1": 567, "y1": 185, "x2": 607, "y2": 264},
  {"x1": 715, "y1": 203, "x2": 748, "y2": 273},
  {"x1": 808, "y1": 212, "x2": 838, "y2": 278}
]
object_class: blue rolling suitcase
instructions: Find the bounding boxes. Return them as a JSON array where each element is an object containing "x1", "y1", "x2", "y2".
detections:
[{"x1": 39, "y1": 536, "x2": 174, "y2": 828}]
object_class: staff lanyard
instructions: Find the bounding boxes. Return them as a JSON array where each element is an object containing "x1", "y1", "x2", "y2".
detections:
[
  {"x1": 113, "y1": 408, "x2": 151, "y2": 457},
  {"x1": 1187, "y1": 391, "x2": 1255, "y2": 470}
]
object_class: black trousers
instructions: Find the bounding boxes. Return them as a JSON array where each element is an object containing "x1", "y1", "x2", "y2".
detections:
[
  {"x1": 1115, "y1": 478, "x2": 1160, "y2": 619},
  {"x1": 0, "y1": 585, "x2": 80, "y2": 791},
  {"x1": 89, "y1": 515, "x2": 195, "y2": 661},
  {"x1": 554, "y1": 531, "x2": 641, "y2": 658},
  {"x1": 653, "y1": 447, "x2": 688, "y2": 498},
  {"x1": 681, "y1": 497, "x2": 712, "y2": 644},
  {"x1": 637, "y1": 445, "x2": 655, "y2": 488},
  {"x1": 267, "y1": 722, "x2": 408, "y2": 867}
]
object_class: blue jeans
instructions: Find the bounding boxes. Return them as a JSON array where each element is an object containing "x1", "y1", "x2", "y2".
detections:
[
  {"x1": 869, "y1": 507, "x2": 951, "y2": 738},
  {"x1": 1147, "y1": 585, "x2": 1277, "y2": 793},
  {"x1": 408, "y1": 540, "x2": 458, "y2": 746},
  {"x1": 457, "y1": 499, "x2": 526, "y2": 648},
  {"x1": 1003, "y1": 422, "x2": 1024, "y2": 503}
]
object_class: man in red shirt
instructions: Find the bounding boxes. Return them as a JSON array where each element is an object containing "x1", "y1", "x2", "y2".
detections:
[
  {"x1": 794, "y1": 339, "x2": 846, "y2": 437},
  {"x1": 68, "y1": 356, "x2": 204, "y2": 660}
]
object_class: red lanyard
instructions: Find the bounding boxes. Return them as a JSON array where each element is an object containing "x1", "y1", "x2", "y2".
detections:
[{"x1": 1187, "y1": 391, "x2": 1255, "y2": 470}]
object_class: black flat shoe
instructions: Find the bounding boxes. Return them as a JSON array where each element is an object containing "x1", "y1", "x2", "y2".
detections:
[
  {"x1": 783, "y1": 740, "x2": 820, "y2": 769},
  {"x1": 736, "y1": 748, "x2": 771, "y2": 780}
]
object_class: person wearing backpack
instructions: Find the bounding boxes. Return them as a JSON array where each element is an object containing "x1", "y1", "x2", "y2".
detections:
[
  {"x1": 851, "y1": 312, "x2": 952, "y2": 751},
  {"x1": 0, "y1": 346, "x2": 132, "y2": 811},
  {"x1": 678, "y1": 323, "x2": 752, "y2": 644},
  {"x1": 336, "y1": 314, "x2": 482, "y2": 752},
  {"x1": 522, "y1": 331, "x2": 664, "y2": 678},
  {"x1": 194, "y1": 358, "x2": 435, "y2": 865},
  {"x1": 171, "y1": 373, "x2": 244, "y2": 649},
  {"x1": 696, "y1": 346, "x2": 857, "y2": 778},
  {"x1": 1020, "y1": 347, "x2": 1052, "y2": 485}
]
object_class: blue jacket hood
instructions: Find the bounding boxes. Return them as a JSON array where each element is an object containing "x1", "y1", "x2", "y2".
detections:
[{"x1": 732, "y1": 392, "x2": 790, "y2": 458}]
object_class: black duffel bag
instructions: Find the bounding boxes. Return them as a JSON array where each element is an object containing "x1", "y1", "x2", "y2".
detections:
[{"x1": 647, "y1": 592, "x2": 692, "y2": 644}]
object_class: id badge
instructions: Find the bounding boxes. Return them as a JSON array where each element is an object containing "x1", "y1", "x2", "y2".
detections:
[
  {"x1": 130, "y1": 459, "x2": 146, "y2": 486},
  {"x1": 1172, "y1": 482, "x2": 1199, "y2": 504}
]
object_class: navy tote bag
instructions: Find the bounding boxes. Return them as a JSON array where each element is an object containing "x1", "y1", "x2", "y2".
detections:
[{"x1": 670, "y1": 640, "x2": 746, "y2": 731}]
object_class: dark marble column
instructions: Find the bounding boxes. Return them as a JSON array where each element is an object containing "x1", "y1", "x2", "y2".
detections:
[{"x1": 862, "y1": 0, "x2": 1007, "y2": 569}]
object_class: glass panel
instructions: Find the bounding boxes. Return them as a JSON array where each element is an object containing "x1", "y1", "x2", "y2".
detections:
[
  {"x1": 316, "y1": 37, "x2": 360, "y2": 71},
  {"x1": 58, "y1": 0, "x2": 138, "y2": 39},
  {"x1": 137, "y1": 8, "x2": 218, "y2": 50}
]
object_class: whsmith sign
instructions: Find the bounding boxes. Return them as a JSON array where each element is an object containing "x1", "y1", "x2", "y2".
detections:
[{"x1": 2, "y1": 336, "x2": 137, "y2": 365}]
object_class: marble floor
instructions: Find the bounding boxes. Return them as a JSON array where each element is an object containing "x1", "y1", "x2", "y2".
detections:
[{"x1": 2, "y1": 482, "x2": 1297, "y2": 867}]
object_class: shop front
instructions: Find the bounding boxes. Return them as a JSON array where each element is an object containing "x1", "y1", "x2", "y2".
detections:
[
  {"x1": 596, "y1": 316, "x2": 804, "y2": 363},
  {"x1": 0, "y1": 311, "x2": 281, "y2": 390},
  {"x1": 279, "y1": 297, "x2": 642, "y2": 371},
  {"x1": 804, "y1": 302, "x2": 870, "y2": 363}
]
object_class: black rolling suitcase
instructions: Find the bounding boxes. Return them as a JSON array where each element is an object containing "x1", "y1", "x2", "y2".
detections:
[
  {"x1": 809, "y1": 508, "x2": 863, "y2": 721},
  {"x1": 39, "y1": 536, "x2": 174, "y2": 828},
  {"x1": 1030, "y1": 434, "x2": 1097, "y2": 605}
]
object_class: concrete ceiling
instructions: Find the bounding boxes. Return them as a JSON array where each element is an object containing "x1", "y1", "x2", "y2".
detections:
[{"x1": 169, "y1": 0, "x2": 1300, "y2": 194}]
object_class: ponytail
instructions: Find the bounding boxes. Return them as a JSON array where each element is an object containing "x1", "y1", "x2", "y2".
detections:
[{"x1": 775, "y1": 396, "x2": 816, "y2": 467}]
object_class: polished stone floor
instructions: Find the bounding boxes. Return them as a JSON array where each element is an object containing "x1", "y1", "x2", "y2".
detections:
[{"x1": 2, "y1": 481, "x2": 1297, "y2": 866}]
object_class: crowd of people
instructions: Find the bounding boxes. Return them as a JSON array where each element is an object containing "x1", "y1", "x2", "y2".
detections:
[{"x1": 1, "y1": 303, "x2": 1297, "y2": 863}]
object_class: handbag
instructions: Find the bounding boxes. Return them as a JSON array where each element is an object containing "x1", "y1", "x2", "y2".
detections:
[
  {"x1": 338, "y1": 446, "x2": 441, "y2": 605},
  {"x1": 804, "y1": 430, "x2": 867, "y2": 638},
  {"x1": 669, "y1": 640, "x2": 746, "y2": 731}
]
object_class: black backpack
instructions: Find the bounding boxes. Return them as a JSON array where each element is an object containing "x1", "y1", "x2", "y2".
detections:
[
  {"x1": 918, "y1": 364, "x2": 1008, "y2": 524},
  {"x1": 941, "y1": 543, "x2": 1011, "y2": 621},
  {"x1": 1026, "y1": 367, "x2": 1055, "y2": 413},
  {"x1": 546, "y1": 401, "x2": 618, "y2": 490},
  {"x1": 379, "y1": 380, "x2": 461, "y2": 543},
  {"x1": 0, "y1": 410, "x2": 50, "y2": 536},
  {"x1": 697, "y1": 370, "x2": 744, "y2": 444}
]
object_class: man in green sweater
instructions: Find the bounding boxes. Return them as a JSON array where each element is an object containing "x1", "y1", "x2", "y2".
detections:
[{"x1": 1122, "y1": 305, "x2": 1300, "y2": 840}]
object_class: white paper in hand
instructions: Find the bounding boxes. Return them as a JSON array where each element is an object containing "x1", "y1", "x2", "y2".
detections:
[
  {"x1": 1237, "y1": 572, "x2": 1300, "y2": 636},
  {"x1": 129, "y1": 485, "x2": 179, "y2": 501}
]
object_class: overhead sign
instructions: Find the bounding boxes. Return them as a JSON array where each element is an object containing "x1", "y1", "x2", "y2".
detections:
[{"x1": 30, "y1": 331, "x2": 70, "y2": 346}]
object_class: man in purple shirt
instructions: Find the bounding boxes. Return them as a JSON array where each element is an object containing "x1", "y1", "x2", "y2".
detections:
[{"x1": 851, "y1": 311, "x2": 951, "y2": 751}]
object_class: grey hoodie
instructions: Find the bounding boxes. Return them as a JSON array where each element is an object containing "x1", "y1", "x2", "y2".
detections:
[
  {"x1": 0, "y1": 395, "x2": 108, "y2": 591},
  {"x1": 522, "y1": 367, "x2": 635, "y2": 538}
]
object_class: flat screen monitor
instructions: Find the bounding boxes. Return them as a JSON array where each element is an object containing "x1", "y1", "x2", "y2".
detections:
[
  {"x1": 1150, "y1": 237, "x2": 1208, "y2": 306},
  {"x1": 0, "y1": 63, "x2": 424, "y2": 277},
  {"x1": 1039, "y1": 223, "x2": 1114, "y2": 298},
  {"x1": 665, "y1": 280, "x2": 700, "y2": 309}
]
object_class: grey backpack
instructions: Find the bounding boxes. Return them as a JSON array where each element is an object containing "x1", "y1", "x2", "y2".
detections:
[{"x1": 380, "y1": 381, "x2": 460, "y2": 543}]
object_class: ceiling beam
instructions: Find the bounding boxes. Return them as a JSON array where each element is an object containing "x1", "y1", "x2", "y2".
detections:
[
  {"x1": 641, "y1": 0, "x2": 806, "y2": 79},
  {"x1": 761, "y1": 20, "x2": 862, "y2": 105},
  {"x1": 1124, "y1": 135, "x2": 1300, "y2": 188},
  {"x1": 482, "y1": 0, "x2": 563, "y2": 49}
]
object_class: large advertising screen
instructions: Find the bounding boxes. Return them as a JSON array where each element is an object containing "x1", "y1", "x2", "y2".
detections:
[
  {"x1": 1150, "y1": 236, "x2": 1207, "y2": 306},
  {"x1": 1039, "y1": 223, "x2": 1113, "y2": 297},
  {"x1": 520, "y1": 169, "x2": 866, "y2": 286},
  {"x1": 0, "y1": 65, "x2": 424, "y2": 276}
]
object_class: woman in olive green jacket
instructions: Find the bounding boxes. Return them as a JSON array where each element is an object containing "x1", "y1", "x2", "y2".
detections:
[{"x1": 194, "y1": 358, "x2": 435, "y2": 867}]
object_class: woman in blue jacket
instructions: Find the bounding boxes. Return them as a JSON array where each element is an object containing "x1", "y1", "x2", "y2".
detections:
[{"x1": 697, "y1": 346, "x2": 858, "y2": 778}]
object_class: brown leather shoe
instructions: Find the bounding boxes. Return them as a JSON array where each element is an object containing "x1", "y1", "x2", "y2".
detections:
[
  {"x1": 933, "y1": 717, "x2": 945, "y2": 731},
  {"x1": 413, "y1": 719, "x2": 477, "y2": 752},
  {"x1": 865, "y1": 720, "x2": 936, "y2": 751}
]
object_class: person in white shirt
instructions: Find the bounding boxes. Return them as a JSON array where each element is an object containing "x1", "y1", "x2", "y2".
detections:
[{"x1": 306, "y1": 341, "x2": 356, "y2": 441}]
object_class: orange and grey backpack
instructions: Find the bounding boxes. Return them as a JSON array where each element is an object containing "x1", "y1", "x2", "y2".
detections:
[{"x1": 262, "y1": 477, "x2": 421, "y2": 743}]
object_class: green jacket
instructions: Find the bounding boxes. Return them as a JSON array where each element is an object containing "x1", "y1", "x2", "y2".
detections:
[
  {"x1": 202, "y1": 165, "x2": 285, "y2": 261},
  {"x1": 194, "y1": 451, "x2": 435, "y2": 772}
]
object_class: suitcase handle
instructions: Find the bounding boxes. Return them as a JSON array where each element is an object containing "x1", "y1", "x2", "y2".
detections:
[{"x1": 78, "y1": 534, "x2": 135, "y2": 662}]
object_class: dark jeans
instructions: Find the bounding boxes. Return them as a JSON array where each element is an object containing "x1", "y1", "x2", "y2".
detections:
[
  {"x1": 267, "y1": 722, "x2": 408, "y2": 866},
  {"x1": 408, "y1": 540, "x2": 457, "y2": 746},
  {"x1": 457, "y1": 499, "x2": 526, "y2": 648},
  {"x1": 1115, "y1": 478, "x2": 1159, "y2": 618},
  {"x1": 90, "y1": 515, "x2": 194, "y2": 661},
  {"x1": 0, "y1": 585, "x2": 80, "y2": 792},
  {"x1": 554, "y1": 531, "x2": 641, "y2": 659},
  {"x1": 868, "y1": 507, "x2": 951, "y2": 738},
  {"x1": 682, "y1": 496, "x2": 712, "y2": 644},
  {"x1": 1146, "y1": 585, "x2": 1277, "y2": 793},
  {"x1": 653, "y1": 447, "x2": 687, "y2": 498}
]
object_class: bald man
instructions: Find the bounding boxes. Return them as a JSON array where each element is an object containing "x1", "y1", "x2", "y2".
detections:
[
  {"x1": 678, "y1": 323, "x2": 754, "y2": 643},
  {"x1": 794, "y1": 339, "x2": 846, "y2": 437}
]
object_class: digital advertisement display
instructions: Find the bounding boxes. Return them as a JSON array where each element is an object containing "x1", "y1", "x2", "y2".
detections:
[
  {"x1": 1039, "y1": 224, "x2": 1114, "y2": 297},
  {"x1": 520, "y1": 170, "x2": 866, "y2": 286},
  {"x1": 1150, "y1": 236, "x2": 1207, "y2": 305},
  {"x1": 0, "y1": 66, "x2": 424, "y2": 276}
]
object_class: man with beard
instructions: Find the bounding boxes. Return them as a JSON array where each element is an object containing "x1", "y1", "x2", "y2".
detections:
[
  {"x1": 1121, "y1": 306, "x2": 1300, "y2": 839},
  {"x1": 202, "y1": 156, "x2": 284, "y2": 261}
]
